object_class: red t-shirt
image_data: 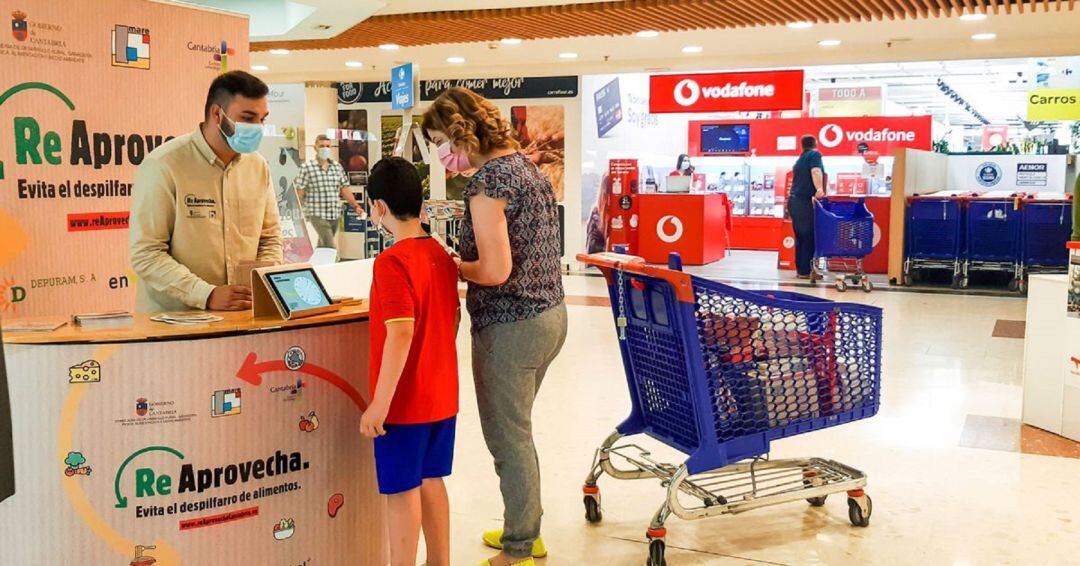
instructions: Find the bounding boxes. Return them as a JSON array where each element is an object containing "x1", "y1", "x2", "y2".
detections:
[{"x1": 369, "y1": 237, "x2": 460, "y2": 424}]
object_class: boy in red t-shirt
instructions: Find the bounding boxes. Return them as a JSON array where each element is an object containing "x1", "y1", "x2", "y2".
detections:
[{"x1": 360, "y1": 157, "x2": 460, "y2": 566}]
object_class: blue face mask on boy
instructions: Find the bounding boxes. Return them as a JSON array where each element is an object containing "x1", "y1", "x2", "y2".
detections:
[{"x1": 217, "y1": 110, "x2": 264, "y2": 154}]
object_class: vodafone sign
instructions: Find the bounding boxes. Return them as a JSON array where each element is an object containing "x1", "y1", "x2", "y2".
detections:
[
  {"x1": 650, "y1": 70, "x2": 805, "y2": 113},
  {"x1": 688, "y1": 116, "x2": 932, "y2": 157}
]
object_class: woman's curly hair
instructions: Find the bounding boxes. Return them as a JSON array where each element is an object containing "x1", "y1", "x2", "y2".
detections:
[{"x1": 421, "y1": 87, "x2": 519, "y2": 156}]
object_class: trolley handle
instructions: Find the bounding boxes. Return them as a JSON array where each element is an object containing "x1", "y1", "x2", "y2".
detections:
[{"x1": 577, "y1": 253, "x2": 696, "y2": 303}]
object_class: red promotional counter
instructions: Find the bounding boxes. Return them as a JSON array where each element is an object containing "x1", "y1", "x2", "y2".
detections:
[{"x1": 638, "y1": 193, "x2": 730, "y2": 265}]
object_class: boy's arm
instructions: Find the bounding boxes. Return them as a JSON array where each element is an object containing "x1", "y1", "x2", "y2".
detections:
[{"x1": 360, "y1": 320, "x2": 414, "y2": 438}]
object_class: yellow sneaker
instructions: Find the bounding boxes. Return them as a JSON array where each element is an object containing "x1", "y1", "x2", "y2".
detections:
[
  {"x1": 476, "y1": 559, "x2": 535, "y2": 566},
  {"x1": 481, "y1": 529, "x2": 548, "y2": 558}
]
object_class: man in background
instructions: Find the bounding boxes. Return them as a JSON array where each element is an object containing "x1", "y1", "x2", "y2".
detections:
[
  {"x1": 130, "y1": 71, "x2": 282, "y2": 312},
  {"x1": 295, "y1": 134, "x2": 364, "y2": 249},
  {"x1": 788, "y1": 135, "x2": 825, "y2": 279}
]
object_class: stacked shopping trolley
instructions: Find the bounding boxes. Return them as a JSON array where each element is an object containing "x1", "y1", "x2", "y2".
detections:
[
  {"x1": 904, "y1": 191, "x2": 1072, "y2": 291},
  {"x1": 579, "y1": 252, "x2": 882, "y2": 566}
]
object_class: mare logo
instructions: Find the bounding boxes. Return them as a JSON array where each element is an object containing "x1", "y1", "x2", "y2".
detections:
[
  {"x1": 111, "y1": 24, "x2": 150, "y2": 70},
  {"x1": 976, "y1": 162, "x2": 1002, "y2": 188}
]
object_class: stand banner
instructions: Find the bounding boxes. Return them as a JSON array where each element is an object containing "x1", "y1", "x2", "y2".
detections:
[{"x1": 0, "y1": 0, "x2": 249, "y2": 318}]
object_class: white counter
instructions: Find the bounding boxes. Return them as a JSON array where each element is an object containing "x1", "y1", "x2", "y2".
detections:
[{"x1": 1022, "y1": 274, "x2": 1080, "y2": 440}]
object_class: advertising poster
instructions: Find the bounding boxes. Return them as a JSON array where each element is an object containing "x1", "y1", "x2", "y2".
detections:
[
  {"x1": 0, "y1": 0, "x2": 249, "y2": 318},
  {"x1": 947, "y1": 154, "x2": 1067, "y2": 193},
  {"x1": 0, "y1": 322, "x2": 386, "y2": 564},
  {"x1": 510, "y1": 105, "x2": 566, "y2": 202},
  {"x1": 381, "y1": 115, "x2": 431, "y2": 198},
  {"x1": 337, "y1": 109, "x2": 370, "y2": 174},
  {"x1": 260, "y1": 137, "x2": 312, "y2": 264}
]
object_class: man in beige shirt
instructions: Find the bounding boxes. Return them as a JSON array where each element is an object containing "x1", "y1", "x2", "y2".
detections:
[{"x1": 130, "y1": 71, "x2": 282, "y2": 313}]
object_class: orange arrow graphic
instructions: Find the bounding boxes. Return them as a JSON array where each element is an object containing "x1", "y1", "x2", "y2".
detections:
[{"x1": 236, "y1": 353, "x2": 369, "y2": 412}]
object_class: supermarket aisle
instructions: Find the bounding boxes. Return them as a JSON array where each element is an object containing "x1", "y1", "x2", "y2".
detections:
[{"x1": 444, "y1": 275, "x2": 1075, "y2": 565}]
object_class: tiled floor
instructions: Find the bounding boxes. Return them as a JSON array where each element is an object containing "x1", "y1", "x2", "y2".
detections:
[{"x1": 435, "y1": 272, "x2": 1080, "y2": 565}]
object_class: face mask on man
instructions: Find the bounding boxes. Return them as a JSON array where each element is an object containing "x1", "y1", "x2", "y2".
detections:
[
  {"x1": 437, "y1": 141, "x2": 472, "y2": 172},
  {"x1": 318, "y1": 147, "x2": 333, "y2": 160},
  {"x1": 217, "y1": 109, "x2": 264, "y2": 154}
]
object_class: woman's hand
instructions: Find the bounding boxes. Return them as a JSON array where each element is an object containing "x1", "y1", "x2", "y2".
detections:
[{"x1": 360, "y1": 401, "x2": 389, "y2": 438}]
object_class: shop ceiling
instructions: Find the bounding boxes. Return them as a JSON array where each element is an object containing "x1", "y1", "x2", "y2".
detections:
[{"x1": 253, "y1": 0, "x2": 1077, "y2": 51}]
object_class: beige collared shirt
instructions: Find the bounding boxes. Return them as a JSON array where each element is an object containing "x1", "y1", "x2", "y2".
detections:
[{"x1": 129, "y1": 126, "x2": 282, "y2": 313}]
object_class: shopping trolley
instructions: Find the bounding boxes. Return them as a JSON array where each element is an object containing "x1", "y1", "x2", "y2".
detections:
[
  {"x1": 903, "y1": 195, "x2": 966, "y2": 288},
  {"x1": 809, "y1": 198, "x2": 875, "y2": 292},
  {"x1": 966, "y1": 193, "x2": 1023, "y2": 291},
  {"x1": 579, "y1": 252, "x2": 882, "y2": 566},
  {"x1": 1021, "y1": 194, "x2": 1073, "y2": 290}
]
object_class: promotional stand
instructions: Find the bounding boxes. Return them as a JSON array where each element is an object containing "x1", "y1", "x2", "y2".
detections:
[{"x1": 0, "y1": 305, "x2": 387, "y2": 565}]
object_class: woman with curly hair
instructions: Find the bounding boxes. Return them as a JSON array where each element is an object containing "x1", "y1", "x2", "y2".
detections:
[{"x1": 423, "y1": 88, "x2": 566, "y2": 566}]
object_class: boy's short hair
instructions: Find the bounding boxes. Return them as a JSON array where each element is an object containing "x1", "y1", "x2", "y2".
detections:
[{"x1": 368, "y1": 157, "x2": 423, "y2": 220}]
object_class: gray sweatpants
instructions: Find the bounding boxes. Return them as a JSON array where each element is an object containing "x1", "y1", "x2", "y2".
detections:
[{"x1": 472, "y1": 303, "x2": 568, "y2": 558}]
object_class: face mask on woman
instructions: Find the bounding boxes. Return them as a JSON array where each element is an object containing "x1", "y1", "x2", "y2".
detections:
[
  {"x1": 437, "y1": 141, "x2": 472, "y2": 172},
  {"x1": 217, "y1": 110, "x2": 264, "y2": 154}
]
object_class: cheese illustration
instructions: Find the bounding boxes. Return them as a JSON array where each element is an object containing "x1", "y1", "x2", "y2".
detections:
[{"x1": 68, "y1": 360, "x2": 101, "y2": 383}]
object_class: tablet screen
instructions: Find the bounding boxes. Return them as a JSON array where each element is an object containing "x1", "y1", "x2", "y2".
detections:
[{"x1": 266, "y1": 269, "x2": 332, "y2": 316}]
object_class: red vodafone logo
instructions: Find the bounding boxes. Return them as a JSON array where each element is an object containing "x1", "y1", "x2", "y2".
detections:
[{"x1": 650, "y1": 70, "x2": 804, "y2": 113}]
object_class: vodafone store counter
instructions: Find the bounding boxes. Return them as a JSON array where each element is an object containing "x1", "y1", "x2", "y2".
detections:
[
  {"x1": 637, "y1": 193, "x2": 731, "y2": 265},
  {"x1": 0, "y1": 270, "x2": 386, "y2": 564}
]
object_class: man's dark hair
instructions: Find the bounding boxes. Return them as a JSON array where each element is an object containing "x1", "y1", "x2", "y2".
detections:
[
  {"x1": 368, "y1": 157, "x2": 423, "y2": 220},
  {"x1": 801, "y1": 135, "x2": 817, "y2": 151},
  {"x1": 204, "y1": 71, "x2": 269, "y2": 117}
]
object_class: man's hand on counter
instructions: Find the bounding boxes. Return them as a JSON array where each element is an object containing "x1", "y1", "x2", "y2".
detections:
[{"x1": 206, "y1": 285, "x2": 253, "y2": 311}]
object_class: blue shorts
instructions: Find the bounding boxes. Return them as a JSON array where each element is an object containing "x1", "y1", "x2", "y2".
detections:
[{"x1": 373, "y1": 416, "x2": 456, "y2": 495}]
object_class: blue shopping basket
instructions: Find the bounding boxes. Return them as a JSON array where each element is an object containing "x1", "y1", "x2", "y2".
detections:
[
  {"x1": 814, "y1": 198, "x2": 874, "y2": 259},
  {"x1": 1022, "y1": 200, "x2": 1073, "y2": 271},
  {"x1": 582, "y1": 253, "x2": 883, "y2": 475},
  {"x1": 907, "y1": 197, "x2": 964, "y2": 261}
]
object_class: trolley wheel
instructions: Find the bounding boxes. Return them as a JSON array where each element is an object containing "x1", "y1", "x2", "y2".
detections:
[
  {"x1": 809, "y1": 270, "x2": 821, "y2": 284},
  {"x1": 951, "y1": 273, "x2": 964, "y2": 289},
  {"x1": 1008, "y1": 278, "x2": 1020, "y2": 292},
  {"x1": 584, "y1": 494, "x2": 603, "y2": 524},
  {"x1": 902, "y1": 273, "x2": 913, "y2": 286},
  {"x1": 835, "y1": 277, "x2": 847, "y2": 292},
  {"x1": 1018, "y1": 278, "x2": 1028, "y2": 294},
  {"x1": 847, "y1": 495, "x2": 872, "y2": 528},
  {"x1": 807, "y1": 495, "x2": 828, "y2": 507},
  {"x1": 860, "y1": 276, "x2": 873, "y2": 293},
  {"x1": 646, "y1": 539, "x2": 666, "y2": 566}
]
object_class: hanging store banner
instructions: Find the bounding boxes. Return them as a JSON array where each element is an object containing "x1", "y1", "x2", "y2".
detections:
[
  {"x1": 649, "y1": 70, "x2": 805, "y2": 113},
  {"x1": 817, "y1": 86, "x2": 883, "y2": 117},
  {"x1": 420, "y1": 75, "x2": 579, "y2": 101},
  {"x1": 1027, "y1": 89, "x2": 1080, "y2": 121},
  {"x1": 0, "y1": 0, "x2": 249, "y2": 318},
  {"x1": 688, "y1": 116, "x2": 932, "y2": 157}
]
